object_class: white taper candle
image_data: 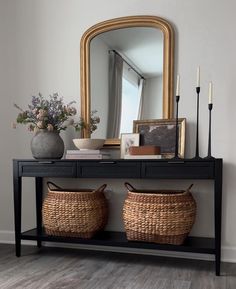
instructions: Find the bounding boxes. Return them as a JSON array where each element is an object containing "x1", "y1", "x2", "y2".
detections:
[
  {"x1": 176, "y1": 74, "x2": 180, "y2": 96},
  {"x1": 209, "y1": 82, "x2": 213, "y2": 104},
  {"x1": 197, "y1": 66, "x2": 200, "y2": 87}
]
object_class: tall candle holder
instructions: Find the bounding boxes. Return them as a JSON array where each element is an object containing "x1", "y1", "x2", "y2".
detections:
[
  {"x1": 205, "y1": 103, "x2": 214, "y2": 159},
  {"x1": 193, "y1": 86, "x2": 202, "y2": 159},
  {"x1": 173, "y1": 95, "x2": 181, "y2": 159}
]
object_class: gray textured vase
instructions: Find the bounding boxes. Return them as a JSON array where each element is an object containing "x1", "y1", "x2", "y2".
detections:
[{"x1": 31, "y1": 130, "x2": 64, "y2": 159}]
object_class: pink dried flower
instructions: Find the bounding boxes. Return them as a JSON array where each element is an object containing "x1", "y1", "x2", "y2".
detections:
[
  {"x1": 37, "y1": 121, "x2": 44, "y2": 129},
  {"x1": 34, "y1": 127, "x2": 39, "y2": 133},
  {"x1": 47, "y1": 124, "x2": 54, "y2": 131},
  {"x1": 37, "y1": 109, "x2": 47, "y2": 120},
  {"x1": 69, "y1": 107, "x2": 77, "y2": 115},
  {"x1": 39, "y1": 109, "x2": 47, "y2": 116}
]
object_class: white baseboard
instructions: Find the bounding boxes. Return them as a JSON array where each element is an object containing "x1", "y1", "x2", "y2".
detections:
[
  {"x1": 220, "y1": 246, "x2": 236, "y2": 263},
  {"x1": 0, "y1": 230, "x2": 235, "y2": 263},
  {"x1": 0, "y1": 230, "x2": 15, "y2": 244}
]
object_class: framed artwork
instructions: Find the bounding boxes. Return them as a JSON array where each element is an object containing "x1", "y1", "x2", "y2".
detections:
[
  {"x1": 133, "y1": 118, "x2": 186, "y2": 158},
  {"x1": 120, "y1": 133, "x2": 140, "y2": 158}
]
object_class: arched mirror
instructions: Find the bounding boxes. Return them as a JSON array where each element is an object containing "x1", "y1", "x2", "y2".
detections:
[{"x1": 80, "y1": 15, "x2": 174, "y2": 145}]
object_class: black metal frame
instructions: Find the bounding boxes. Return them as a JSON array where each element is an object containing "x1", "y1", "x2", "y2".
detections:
[
  {"x1": 174, "y1": 95, "x2": 180, "y2": 159},
  {"x1": 205, "y1": 103, "x2": 214, "y2": 159},
  {"x1": 194, "y1": 86, "x2": 202, "y2": 159},
  {"x1": 13, "y1": 158, "x2": 223, "y2": 276}
]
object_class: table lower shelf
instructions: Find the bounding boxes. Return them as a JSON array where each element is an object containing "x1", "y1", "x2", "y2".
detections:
[{"x1": 21, "y1": 229, "x2": 215, "y2": 255}]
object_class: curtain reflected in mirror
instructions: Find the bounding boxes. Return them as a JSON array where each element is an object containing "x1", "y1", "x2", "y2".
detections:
[
  {"x1": 107, "y1": 51, "x2": 146, "y2": 138},
  {"x1": 119, "y1": 59, "x2": 145, "y2": 136},
  {"x1": 107, "y1": 51, "x2": 123, "y2": 138},
  {"x1": 90, "y1": 27, "x2": 163, "y2": 139}
]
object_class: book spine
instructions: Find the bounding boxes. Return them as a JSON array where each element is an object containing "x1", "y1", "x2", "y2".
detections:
[
  {"x1": 66, "y1": 150, "x2": 100, "y2": 155},
  {"x1": 65, "y1": 154, "x2": 103, "y2": 159},
  {"x1": 124, "y1": 155, "x2": 162, "y2": 159}
]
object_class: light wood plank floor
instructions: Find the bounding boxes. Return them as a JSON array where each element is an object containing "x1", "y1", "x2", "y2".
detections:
[{"x1": 0, "y1": 244, "x2": 235, "y2": 289}]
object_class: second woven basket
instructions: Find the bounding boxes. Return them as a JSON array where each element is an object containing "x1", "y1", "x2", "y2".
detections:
[{"x1": 123, "y1": 183, "x2": 196, "y2": 245}]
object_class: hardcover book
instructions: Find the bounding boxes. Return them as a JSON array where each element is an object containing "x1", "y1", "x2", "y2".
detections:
[
  {"x1": 65, "y1": 154, "x2": 110, "y2": 159},
  {"x1": 66, "y1": 149, "x2": 101, "y2": 155},
  {"x1": 124, "y1": 155, "x2": 162, "y2": 159}
]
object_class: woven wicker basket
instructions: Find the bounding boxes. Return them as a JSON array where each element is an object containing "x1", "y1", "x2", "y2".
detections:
[
  {"x1": 42, "y1": 182, "x2": 108, "y2": 238},
  {"x1": 123, "y1": 183, "x2": 196, "y2": 245}
]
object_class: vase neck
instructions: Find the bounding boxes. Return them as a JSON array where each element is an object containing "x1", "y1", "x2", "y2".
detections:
[{"x1": 36, "y1": 129, "x2": 59, "y2": 134}]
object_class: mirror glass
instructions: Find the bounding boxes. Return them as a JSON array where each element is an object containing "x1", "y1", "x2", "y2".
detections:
[{"x1": 90, "y1": 27, "x2": 164, "y2": 139}]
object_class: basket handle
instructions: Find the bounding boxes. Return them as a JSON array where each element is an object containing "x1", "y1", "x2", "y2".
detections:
[
  {"x1": 124, "y1": 182, "x2": 136, "y2": 191},
  {"x1": 47, "y1": 181, "x2": 62, "y2": 191},
  {"x1": 186, "y1": 184, "x2": 194, "y2": 192},
  {"x1": 96, "y1": 184, "x2": 107, "y2": 193}
]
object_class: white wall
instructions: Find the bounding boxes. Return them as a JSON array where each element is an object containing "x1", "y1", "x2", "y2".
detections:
[
  {"x1": 1, "y1": 0, "x2": 236, "y2": 261},
  {"x1": 0, "y1": 0, "x2": 18, "y2": 232},
  {"x1": 142, "y1": 76, "x2": 162, "y2": 119}
]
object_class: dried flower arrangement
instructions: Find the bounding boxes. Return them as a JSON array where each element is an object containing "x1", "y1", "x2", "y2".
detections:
[{"x1": 13, "y1": 93, "x2": 100, "y2": 134}]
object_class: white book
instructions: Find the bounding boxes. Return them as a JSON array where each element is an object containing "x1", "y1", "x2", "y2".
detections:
[
  {"x1": 65, "y1": 154, "x2": 110, "y2": 160},
  {"x1": 66, "y1": 149, "x2": 100, "y2": 155},
  {"x1": 124, "y1": 155, "x2": 162, "y2": 159}
]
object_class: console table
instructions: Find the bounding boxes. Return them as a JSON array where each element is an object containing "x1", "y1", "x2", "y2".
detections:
[{"x1": 13, "y1": 158, "x2": 222, "y2": 275}]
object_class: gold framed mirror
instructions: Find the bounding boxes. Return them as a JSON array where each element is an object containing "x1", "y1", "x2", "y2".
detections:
[{"x1": 80, "y1": 15, "x2": 174, "y2": 146}]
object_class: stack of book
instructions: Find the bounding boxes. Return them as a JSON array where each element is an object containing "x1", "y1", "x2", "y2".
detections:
[{"x1": 65, "y1": 150, "x2": 110, "y2": 159}]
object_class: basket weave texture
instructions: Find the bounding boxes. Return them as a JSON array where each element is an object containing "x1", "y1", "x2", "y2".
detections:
[
  {"x1": 123, "y1": 183, "x2": 196, "y2": 245},
  {"x1": 42, "y1": 182, "x2": 108, "y2": 238}
]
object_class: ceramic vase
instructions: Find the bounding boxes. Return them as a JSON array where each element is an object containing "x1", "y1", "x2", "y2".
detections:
[{"x1": 31, "y1": 130, "x2": 64, "y2": 159}]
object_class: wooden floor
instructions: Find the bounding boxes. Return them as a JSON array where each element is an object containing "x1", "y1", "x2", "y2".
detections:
[{"x1": 0, "y1": 244, "x2": 235, "y2": 289}]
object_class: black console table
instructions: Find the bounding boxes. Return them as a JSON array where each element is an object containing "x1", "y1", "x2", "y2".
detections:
[{"x1": 13, "y1": 158, "x2": 222, "y2": 275}]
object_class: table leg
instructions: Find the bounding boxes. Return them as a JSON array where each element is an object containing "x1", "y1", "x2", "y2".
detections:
[
  {"x1": 13, "y1": 160, "x2": 22, "y2": 257},
  {"x1": 35, "y1": 177, "x2": 43, "y2": 248},
  {"x1": 214, "y1": 159, "x2": 222, "y2": 276}
]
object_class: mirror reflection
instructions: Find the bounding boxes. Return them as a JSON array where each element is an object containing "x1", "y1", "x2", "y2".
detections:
[{"x1": 90, "y1": 27, "x2": 163, "y2": 139}]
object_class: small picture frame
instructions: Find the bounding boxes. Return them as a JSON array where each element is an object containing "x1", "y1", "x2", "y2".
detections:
[
  {"x1": 133, "y1": 118, "x2": 186, "y2": 158},
  {"x1": 120, "y1": 133, "x2": 140, "y2": 158}
]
